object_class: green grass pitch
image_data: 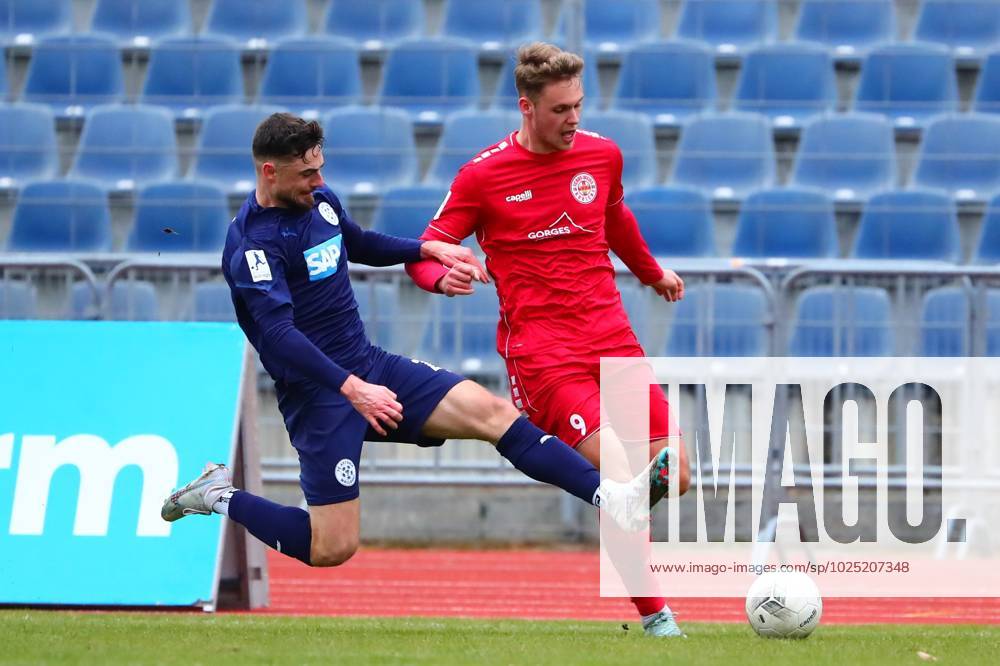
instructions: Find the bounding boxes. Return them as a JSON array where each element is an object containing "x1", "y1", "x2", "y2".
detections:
[{"x1": 2, "y1": 612, "x2": 998, "y2": 665}]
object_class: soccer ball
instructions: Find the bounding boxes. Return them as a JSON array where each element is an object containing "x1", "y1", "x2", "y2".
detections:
[{"x1": 745, "y1": 572, "x2": 823, "y2": 638}]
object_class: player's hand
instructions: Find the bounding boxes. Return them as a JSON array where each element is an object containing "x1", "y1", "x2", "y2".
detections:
[
  {"x1": 435, "y1": 261, "x2": 482, "y2": 297},
  {"x1": 340, "y1": 375, "x2": 403, "y2": 436},
  {"x1": 650, "y1": 270, "x2": 684, "y2": 302},
  {"x1": 420, "y1": 241, "x2": 490, "y2": 284}
]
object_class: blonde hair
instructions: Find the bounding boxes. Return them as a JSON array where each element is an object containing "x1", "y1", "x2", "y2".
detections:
[{"x1": 514, "y1": 42, "x2": 584, "y2": 101}]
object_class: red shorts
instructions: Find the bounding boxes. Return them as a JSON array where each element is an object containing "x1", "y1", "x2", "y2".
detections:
[{"x1": 505, "y1": 343, "x2": 675, "y2": 448}]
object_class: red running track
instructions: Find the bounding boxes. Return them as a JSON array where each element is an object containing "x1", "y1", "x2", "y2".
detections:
[{"x1": 256, "y1": 549, "x2": 1000, "y2": 625}]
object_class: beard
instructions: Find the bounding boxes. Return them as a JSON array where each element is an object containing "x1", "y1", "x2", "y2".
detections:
[{"x1": 275, "y1": 189, "x2": 315, "y2": 211}]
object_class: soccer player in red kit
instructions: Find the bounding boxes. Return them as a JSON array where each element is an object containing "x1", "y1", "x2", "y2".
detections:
[{"x1": 406, "y1": 43, "x2": 692, "y2": 637}]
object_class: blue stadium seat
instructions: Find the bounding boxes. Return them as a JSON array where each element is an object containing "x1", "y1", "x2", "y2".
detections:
[
  {"x1": 627, "y1": 186, "x2": 716, "y2": 257},
  {"x1": 353, "y1": 281, "x2": 397, "y2": 348},
  {"x1": 920, "y1": 287, "x2": 970, "y2": 356},
  {"x1": 140, "y1": 36, "x2": 243, "y2": 121},
  {"x1": 191, "y1": 104, "x2": 284, "y2": 195},
  {"x1": 377, "y1": 38, "x2": 479, "y2": 125},
  {"x1": 915, "y1": 0, "x2": 1000, "y2": 58},
  {"x1": 0, "y1": 0, "x2": 71, "y2": 45},
  {"x1": 72, "y1": 281, "x2": 158, "y2": 320},
  {"x1": 425, "y1": 110, "x2": 520, "y2": 185},
  {"x1": 552, "y1": 0, "x2": 661, "y2": 54},
  {"x1": 0, "y1": 281, "x2": 37, "y2": 319},
  {"x1": 8, "y1": 179, "x2": 111, "y2": 251},
  {"x1": 90, "y1": 0, "x2": 192, "y2": 48},
  {"x1": 788, "y1": 286, "x2": 894, "y2": 356},
  {"x1": 732, "y1": 187, "x2": 837, "y2": 258},
  {"x1": 791, "y1": 113, "x2": 896, "y2": 204},
  {"x1": 794, "y1": 0, "x2": 895, "y2": 62},
  {"x1": 420, "y1": 285, "x2": 501, "y2": 376},
  {"x1": 258, "y1": 37, "x2": 361, "y2": 118},
  {"x1": 974, "y1": 193, "x2": 1000, "y2": 263},
  {"x1": 321, "y1": 106, "x2": 418, "y2": 195},
  {"x1": 0, "y1": 103, "x2": 58, "y2": 189},
  {"x1": 973, "y1": 50, "x2": 1000, "y2": 114},
  {"x1": 987, "y1": 289, "x2": 1000, "y2": 355},
  {"x1": 612, "y1": 40, "x2": 716, "y2": 127},
  {"x1": 581, "y1": 111, "x2": 657, "y2": 189},
  {"x1": 671, "y1": 112, "x2": 776, "y2": 200},
  {"x1": 913, "y1": 114, "x2": 1000, "y2": 201},
  {"x1": 22, "y1": 35, "x2": 124, "y2": 119},
  {"x1": 202, "y1": 0, "x2": 306, "y2": 48},
  {"x1": 0, "y1": 52, "x2": 7, "y2": 100},
  {"x1": 372, "y1": 185, "x2": 449, "y2": 240},
  {"x1": 852, "y1": 190, "x2": 960, "y2": 261},
  {"x1": 492, "y1": 48, "x2": 601, "y2": 110},
  {"x1": 70, "y1": 104, "x2": 178, "y2": 191},
  {"x1": 676, "y1": 0, "x2": 778, "y2": 55},
  {"x1": 441, "y1": 0, "x2": 542, "y2": 52},
  {"x1": 854, "y1": 43, "x2": 958, "y2": 130},
  {"x1": 324, "y1": 0, "x2": 424, "y2": 50},
  {"x1": 734, "y1": 43, "x2": 835, "y2": 129},
  {"x1": 127, "y1": 181, "x2": 229, "y2": 253},
  {"x1": 666, "y1": 283, "x2": 769, "y2": 356},
  {"x1": 191, "y1": 282, "x2": 234, "y2": 322}
]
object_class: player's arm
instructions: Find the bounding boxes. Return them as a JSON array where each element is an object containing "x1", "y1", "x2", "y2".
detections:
[
  {"x1": 604, "y1": 147, "x2": 683, "y2": 302},
  {"x1": 405, "y1": 167, "x2": 486, "y2": 296},
  {"x1": 232, "y1": 243, "x2": 402, "y2": 434},
  {"x1": 325, "y1": 188, "x2": 485, "y2": 278}
]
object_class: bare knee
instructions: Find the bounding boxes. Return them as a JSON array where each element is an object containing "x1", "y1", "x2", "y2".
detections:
[
  {"x1": 310, "y1": 536, "x2": 358, "y2": 568},
  {"x1": 482, "y1": 394, "x2": 521, "y2": 442}
]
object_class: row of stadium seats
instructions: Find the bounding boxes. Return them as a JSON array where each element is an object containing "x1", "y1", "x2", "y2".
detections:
[
  {"x1": 5, "y1": 177, "x2": 1000, "y2": 263},
  {"x1": 2, "y1": 0, "x2": 1000, "y2": 59},
  {"x1": 2, "y1": 279, "x2": 998, "y2": 358},
  {"x1": 4, "y1": 103, "x2": 1000, "y2": 203},
  {"x1": 8, "y1": 34, "x2": 1000, "y2": 127}
]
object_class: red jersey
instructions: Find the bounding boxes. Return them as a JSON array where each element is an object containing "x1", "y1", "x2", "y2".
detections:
[{"x1": 407, "y1": 129, "x2": 663, "y2": 361}]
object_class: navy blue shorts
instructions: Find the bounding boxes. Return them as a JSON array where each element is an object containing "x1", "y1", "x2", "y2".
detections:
[{"x1": 277, "y1": 347, "x2": 465, "y2": 505}]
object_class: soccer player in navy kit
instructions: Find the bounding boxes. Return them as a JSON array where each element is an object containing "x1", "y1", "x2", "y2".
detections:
[{"x1": 161, "y1": 113, "x2": 674, "y2": 569}]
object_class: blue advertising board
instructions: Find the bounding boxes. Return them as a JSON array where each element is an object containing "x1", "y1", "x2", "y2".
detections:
[{"x1": 0, "y1": 321, "x2": 247, "y2": 606}]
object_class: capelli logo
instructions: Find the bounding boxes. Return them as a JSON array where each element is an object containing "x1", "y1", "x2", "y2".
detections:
[{"x1": 506, "y1": 189, "x2": 533, "y2": 203}]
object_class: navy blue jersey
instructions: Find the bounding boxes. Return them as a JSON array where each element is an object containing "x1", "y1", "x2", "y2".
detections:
[{"x1": 222, "y1": 186, "x2": 423, "y2": 392}]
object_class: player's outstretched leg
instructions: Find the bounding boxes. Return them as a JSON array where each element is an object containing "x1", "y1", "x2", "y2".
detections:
[
  {"x1": 421, "y1": 381, "x2": 668, "y2": 532},
  {"x1": 162, "y1": 463, "x2": 314, "y2": 566}
]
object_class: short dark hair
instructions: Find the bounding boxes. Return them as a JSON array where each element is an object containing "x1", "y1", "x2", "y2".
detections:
[{"x1": 252, "y1": 113, "x2": 324, "y2": 162}]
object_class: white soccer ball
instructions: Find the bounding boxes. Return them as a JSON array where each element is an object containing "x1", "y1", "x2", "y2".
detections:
[{"x1": 745, "y1": 571, "x2": 823, "y2": 638}]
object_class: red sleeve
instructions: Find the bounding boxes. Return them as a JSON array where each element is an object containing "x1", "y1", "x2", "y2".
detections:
[
  {"x1": 405, "y1": 165, "x2": 482, "y2": 293},
  {"x1": 604, "y1": 142, "x2": 663, "y2": 285}
]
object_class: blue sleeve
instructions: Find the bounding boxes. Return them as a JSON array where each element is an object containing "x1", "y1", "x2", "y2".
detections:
[
  {"x1": 321, "y1": 187, "x2": 424, "y2": 266},
  {"x1": 230, "y1": 238, "x2": 352, "y2": 392}
]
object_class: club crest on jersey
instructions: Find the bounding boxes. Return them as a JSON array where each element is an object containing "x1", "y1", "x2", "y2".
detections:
[
  {"x1": 317, "y1": 201, "x2": 339, "y2": 226},
  {"x1": 304, "y1": 235, "x2": 343, "y2": 281},
  {"x1": 570, "y1": 172, "x2": 597, "y2": 204}
]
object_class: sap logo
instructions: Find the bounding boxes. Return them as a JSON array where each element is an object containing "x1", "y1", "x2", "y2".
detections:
[
  {"x1": 506, "y1": 189, "x2": 533, "y2": 203},
  {"x1": 0, "y1": 433, "x2": 178, "y2": 537},
  {"x1": 304, "y1": 235, "x2": 343, "y2": 281}
]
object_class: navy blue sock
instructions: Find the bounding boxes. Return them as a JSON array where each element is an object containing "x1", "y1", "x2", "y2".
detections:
[
  {"x1": 496, "y1": 416, "x2": 601, "y2": 505},
  {"x1": 227, "y1": 490, "x2": 312, "y2": 565}
]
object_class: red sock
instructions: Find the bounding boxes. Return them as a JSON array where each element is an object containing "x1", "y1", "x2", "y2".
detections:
[{"x1": 631, "y1": 596, "x2": 667, "y2": 617}]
